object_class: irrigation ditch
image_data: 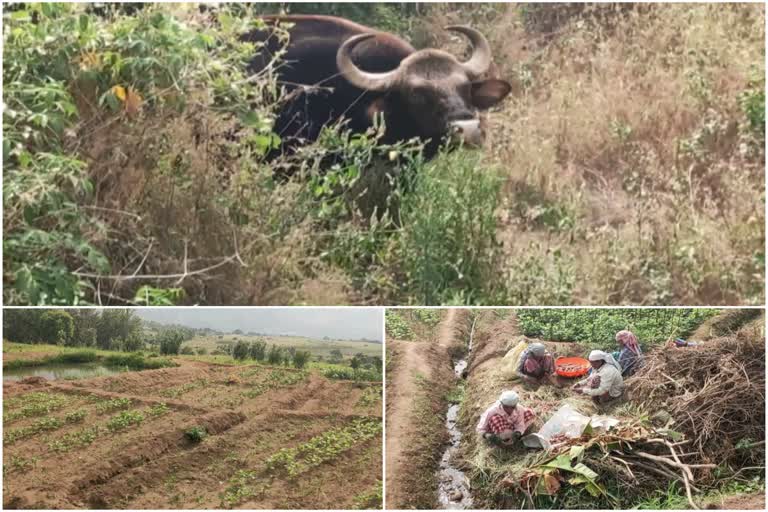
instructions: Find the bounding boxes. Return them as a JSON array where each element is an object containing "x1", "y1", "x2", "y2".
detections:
[{"x1": 437, "y1": 314, "x2": 477, "y2": 509}]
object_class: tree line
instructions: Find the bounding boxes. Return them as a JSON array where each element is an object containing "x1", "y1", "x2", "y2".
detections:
[
  {"x1": 3, "y1": 309, "x2": 191, "y2": 355},
  {"x1": 215, "y1": 339, "x2": 383, "y2": 372}
]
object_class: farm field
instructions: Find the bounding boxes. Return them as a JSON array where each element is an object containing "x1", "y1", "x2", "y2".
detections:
[
  {"x1": 385, "y1": 308, "x2": 765, "y2": 509},
  {"x1": 2, "y1": 359, "x2": 382, "y2": 509},
  {"x1": 183, "y1": 335, "x2": 382, "y2": 359}
]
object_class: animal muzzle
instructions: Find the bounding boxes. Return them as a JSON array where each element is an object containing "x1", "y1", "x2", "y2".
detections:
[{"x1": 449, "y1": 119, "x2": 484, "y2": 148}]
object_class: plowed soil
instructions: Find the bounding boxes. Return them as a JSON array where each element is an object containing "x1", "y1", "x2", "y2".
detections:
[{"x1": 3, "y1": 362, "x2": 382, "y2": 510}]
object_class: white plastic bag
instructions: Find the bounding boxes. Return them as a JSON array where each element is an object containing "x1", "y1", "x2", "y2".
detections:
[{"x1": 538, "y1": 404, "x2": 591, "y2": 440}]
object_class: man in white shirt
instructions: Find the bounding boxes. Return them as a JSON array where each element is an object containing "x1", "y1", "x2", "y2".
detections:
[{"x1": 572, "y1": 350, "x2": 624, "y2": 404}]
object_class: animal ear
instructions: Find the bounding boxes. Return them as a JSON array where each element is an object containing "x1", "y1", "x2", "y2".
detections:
[
  {"x1": 471, "y1": 79, "x2": 512, "y2": 110},
  {"x1": 365, "y1": 97, "x2": 387, "y2": 122}
]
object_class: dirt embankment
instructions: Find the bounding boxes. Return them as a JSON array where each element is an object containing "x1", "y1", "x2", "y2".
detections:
[{"x1": 386, "y1": 309, "x2": 469, "y2": 509}]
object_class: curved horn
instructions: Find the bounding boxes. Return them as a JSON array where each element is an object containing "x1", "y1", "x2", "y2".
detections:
[
  {"x1": 337, "y1": 33, "x2": 402, "y2": 92},
  {"x1": 445, "y1": 25, "x2": 491, "y2": 78}
]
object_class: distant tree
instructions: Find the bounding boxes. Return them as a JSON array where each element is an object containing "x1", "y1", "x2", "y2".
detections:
[
  {"x1": 158, "y1": 329, "x2": 184, "y2": 355},
  {"x1": 250, "y1": 339, "x2": 267, "y2": 361},
  {"x1": 196, "y1": 347, "x2": 208, "y2": 356},
  {"x1": 233, "y1": 329, "x2": 243, "y2": 335},
  {"x1": 329, "y1": 349, "x2": 344, "y2": 364},
  {"x1": 180, "y1": 345, "x2": 195, "y2": 355},
  {"x1": 350, "y1": 355, "x2": 362, "y2": 370},
  {"x1": 71, "y1": 309, "x2": 100, "y2": 347},
  {"x1": 40, "y1": 310, "x2": 75, "y2": 345},
  {"x1": 232, "y1": 339, "x2": 250, "y2": 361},
  {"x1": 267, "y1": 345, "x2": 283, "y2": 365},
  {"x1": 121, "y1": 334, "x2": 144, "y2": 352},
  {"x1": 3, "y1": 309, "x2": 45, "y2": 343},
  {"x1": 292, "y1": 350, "x2": 311, "y2": 369},
  {"x1": 97, "y1": 309, "x2": 141, "y2": 350}
]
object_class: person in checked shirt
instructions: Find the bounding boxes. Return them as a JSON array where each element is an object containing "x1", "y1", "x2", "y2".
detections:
[{"x1": 476, "y1": 390, "x2": 536, "y2": 446}]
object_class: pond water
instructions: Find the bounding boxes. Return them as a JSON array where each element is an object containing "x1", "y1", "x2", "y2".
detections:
[{"x1": 3, "y1": 363, "x2": 126, "y2": 382}]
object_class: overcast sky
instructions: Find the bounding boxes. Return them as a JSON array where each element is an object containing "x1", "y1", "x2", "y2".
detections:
[{"x1": 133, "y1": 308, "x2": 383, "y2": 341}]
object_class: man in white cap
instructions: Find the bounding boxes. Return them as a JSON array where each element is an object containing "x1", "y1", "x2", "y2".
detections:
[
  {"x1": 516, "y1": 342, "x2": 557, "y2": 386},
  {"x1": 476, "y1": 390, "x2": 536, "y2": 445},
  {"x1": 572, "y1": 350, "x2": 624, "y2": 404}
]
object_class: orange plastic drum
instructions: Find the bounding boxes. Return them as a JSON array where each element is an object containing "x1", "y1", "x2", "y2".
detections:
[{"x1": 555, "y1": 356, "x2": 590, "y2": 378}]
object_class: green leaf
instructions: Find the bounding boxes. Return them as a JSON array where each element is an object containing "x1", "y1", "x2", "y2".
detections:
[{"x1": 569, "y1": 445, "x2": 585, "y2": 460}]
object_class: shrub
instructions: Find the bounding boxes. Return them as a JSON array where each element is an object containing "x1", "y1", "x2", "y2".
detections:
[
  {"x1": 184, "y1": 426, "x2": 208, "y2": 443},
  {"x1": 232, "y1": 339, "x2": 250, "y2": 361},
  {"x1": 292, "y1": 350, "x2": 311, "y2": 369},
  {"x1": 53, "y1": 350, "x2": 97, "y2": 364},
  {"x1": 158, "y1": 330, "x2": 184, "y2": 355},
  {"x1": 180, "y1": 346, "x2": 194, "y2": 355},
  {"x1": 249, "y1": 340, "x2": 267, "y2": 361}
]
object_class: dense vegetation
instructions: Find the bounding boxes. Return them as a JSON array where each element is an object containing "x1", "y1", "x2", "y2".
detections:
[
  {"x1": 4, "y1": 3, "x2": 764, "y2": 305},
  {"x1": 517, "y1": 308, "x2": 719, "y2": 348},
  {"x1": 2, "y1": 308, "x2": 191, "y2": 353}
]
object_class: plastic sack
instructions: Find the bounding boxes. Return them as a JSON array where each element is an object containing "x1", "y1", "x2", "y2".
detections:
[
  {"x1": 538, "y1": 404, "x2": 591, "y2": 441},
  {"x1": 500, "y1": 340, "x2": 528, "y2": 379}
]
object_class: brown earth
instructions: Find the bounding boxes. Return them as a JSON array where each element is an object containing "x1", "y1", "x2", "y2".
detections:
[
  {"x1": 2, "y1": 362, "x2": 382, "y2": 510},
  {"x1": 707, "y1": 491, "x2": 766, "y2": 510},
  {"x1": 385, "y1": 309, "x2": 460, "y2": 509}
]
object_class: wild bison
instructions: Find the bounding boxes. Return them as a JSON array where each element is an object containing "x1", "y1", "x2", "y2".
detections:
[{"x1": 243, "y1": 15, "x2": 511, "y2": 159}]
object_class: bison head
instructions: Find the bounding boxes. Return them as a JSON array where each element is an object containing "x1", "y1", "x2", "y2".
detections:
[{"x1": 337, "y1": 26, "x2": 511, "y2": 148}]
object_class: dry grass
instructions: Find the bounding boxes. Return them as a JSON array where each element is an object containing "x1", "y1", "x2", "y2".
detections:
[{"x1": 427, "y1": 3, "x2": 765, "y2": 305}]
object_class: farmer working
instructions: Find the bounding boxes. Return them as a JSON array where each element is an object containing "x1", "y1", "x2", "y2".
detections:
[
  {"x1": 572, "y1": 350, "x2": 624, "y2": 404},
  {"x1": 516, "y1": 342, "x2": 557, "y2": 385},
  {"x1": 615, "y1": 330, "x2": 644, "y2": 377},
  {"x1": 476, "y1": 390, "x2": 536, "y2": 446}
]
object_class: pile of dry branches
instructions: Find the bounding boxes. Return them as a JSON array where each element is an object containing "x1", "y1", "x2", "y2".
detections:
[{"x1": 628, "y1": 330, "x2": 765, "y2": 467}]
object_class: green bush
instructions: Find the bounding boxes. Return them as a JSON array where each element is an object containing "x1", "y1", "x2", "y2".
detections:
[
  {"x1": 321, "y1": 365, "x2": 381, "y2": 382},
  {"x1": 385, "y1": 311, "x2": 413, "y2": 340},
  {"x1": 52, "y1": 350, "x2": 97, "y2": 364},
  {"x1": 3, "y1": 4, "x2": 279, "y2": 305},
  {"x1": 184, "y1": 425, "x2": 208, "y2": 443},
  {"x1": 103, "y1": 353, "x2": 175, "y2": 370}
]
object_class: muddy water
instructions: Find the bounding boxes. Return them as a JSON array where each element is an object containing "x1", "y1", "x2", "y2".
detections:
[
  {"x1": 3, "y1": 363, "x2": 125, "y2": 382},
  {"x1": 437, "y1": 320, "x2": 476, "y2": 509}
]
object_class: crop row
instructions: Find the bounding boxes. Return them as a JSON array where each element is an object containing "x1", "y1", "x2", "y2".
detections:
[
  {"x1": 3, "y1": 402, "x2": 170, "y2": 448},
  {"x1": 160, "y1": 378, "x2": 209, "y2": 399},
  {"x1": 3, "y1": 392, "x2": 72, "y2": 424},
  {"x1": 265, "y1": 418, "x2": 381, "y2": 477},
  {"x1": 356, "y1": 386, "x2": 383, "y2": 408},
  {"x1": 241, "y1": 369, "x2": 308, "y2": 399}
]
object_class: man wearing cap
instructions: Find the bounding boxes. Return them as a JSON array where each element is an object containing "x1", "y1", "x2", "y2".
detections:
[
  {"x1": 476, "y1": 390, "x2": 537, "y2": 445},
  {"x1": 516, "y1": 342, "x2": 557, "y2": 386},
  {"x1": 572, "y1": 350, "x2": 625, "y2": 404}
]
